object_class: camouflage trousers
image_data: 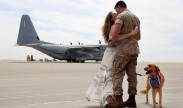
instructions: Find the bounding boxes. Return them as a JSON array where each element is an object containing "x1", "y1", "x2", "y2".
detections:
[{"x1": 112, "y1": 54, "x2": 138, "y2": 96}]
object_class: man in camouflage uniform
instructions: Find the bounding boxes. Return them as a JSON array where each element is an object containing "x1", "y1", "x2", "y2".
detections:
[{"x1": 108, "y1": 1, "x2": 141, "y2": 107}]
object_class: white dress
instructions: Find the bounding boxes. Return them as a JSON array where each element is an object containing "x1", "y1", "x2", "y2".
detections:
[{"x1": 85, "y1": 36, "x2": 117, "y2": 106}]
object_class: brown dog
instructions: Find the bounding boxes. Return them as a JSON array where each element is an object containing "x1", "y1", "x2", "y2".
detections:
[{"x1": 140, "y1": 64, "x2": 165, "y2": 108}]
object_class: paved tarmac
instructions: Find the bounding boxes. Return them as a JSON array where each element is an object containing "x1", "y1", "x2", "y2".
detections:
[{"x1": 0, "y1": 61, "x2": 182, "y2": 108}]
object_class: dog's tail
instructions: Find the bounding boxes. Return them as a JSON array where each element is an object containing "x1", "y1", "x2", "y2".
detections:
[{"x1": 140, "y1": 89, "x2": 147, "y2": 94}]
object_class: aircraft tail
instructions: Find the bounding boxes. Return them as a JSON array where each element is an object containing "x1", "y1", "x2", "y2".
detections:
[{"x1": 17, "y1": 15, "x2": 42, "y2": 46}]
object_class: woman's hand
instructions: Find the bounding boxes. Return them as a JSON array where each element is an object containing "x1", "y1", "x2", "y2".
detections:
[{"x1": 108, "y1": 41, "x2": 114, "y2": 47}]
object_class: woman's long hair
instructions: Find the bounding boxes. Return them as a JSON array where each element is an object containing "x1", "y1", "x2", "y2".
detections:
[{"x1": 102, "y1": 12, "x2": 115, "y2": 43}]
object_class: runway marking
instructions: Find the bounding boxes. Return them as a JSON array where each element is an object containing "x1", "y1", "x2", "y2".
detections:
[
  {"x1": 164, "y1": 94, "x2": 175, "y2": 95},
  {"x1": 0, "y1": 76, "x2": 86, "y2": 80},
  {"x1": 0, "y1": 99, "x2": 87, "y2": 108},
  {"x1": 165, "y1": 86, "x2": 183, "y2": 89},
  {"x1": 0, "y1": 91, "x2": 86, "y2": 100},
  {"x1": 0, "y1": 83, "x2": 39, "y2": 87}
]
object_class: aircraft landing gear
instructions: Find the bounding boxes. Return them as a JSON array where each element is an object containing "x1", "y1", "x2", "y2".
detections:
[
  {"x1": 67, "y1": 59, "x2": 85, "y2": 63},
  {"x1": 67, "y1": 60, "x2": 72, "y2": 62},
  {"x1": 80, "y1": 61, "x2": 85, "y2": 63}
]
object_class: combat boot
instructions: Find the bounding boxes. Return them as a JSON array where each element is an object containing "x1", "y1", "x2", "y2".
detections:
[
  {"x1": 105, "y1": 95, "x2": 124, "y2": 108},
  {"x1": 123, "y1": 95, "x2": 137, "y2": 108}
]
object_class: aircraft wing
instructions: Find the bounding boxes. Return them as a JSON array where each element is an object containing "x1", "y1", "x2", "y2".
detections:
[{"x1": 67, "y1": 45, "x2": 106, "y2": 52}]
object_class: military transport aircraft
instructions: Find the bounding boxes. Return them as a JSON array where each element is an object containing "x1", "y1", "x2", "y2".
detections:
[{"x1": 16, "y1": 15, "x2": 107, "y2": 63}]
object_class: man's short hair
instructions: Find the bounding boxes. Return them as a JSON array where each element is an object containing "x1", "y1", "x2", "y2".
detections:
[{"x1": 114, "y1": 1, "x2": 127, "y2": 9}]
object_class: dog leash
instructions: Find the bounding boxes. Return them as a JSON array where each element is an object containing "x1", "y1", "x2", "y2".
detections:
[{"x1": 136, "y1": 73, "x2": 145, "y2": 76}]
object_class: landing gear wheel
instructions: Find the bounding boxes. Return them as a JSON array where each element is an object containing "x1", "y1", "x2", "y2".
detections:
[{"x1": 67, "y1": 60, "x2": 71, "y2": 62}]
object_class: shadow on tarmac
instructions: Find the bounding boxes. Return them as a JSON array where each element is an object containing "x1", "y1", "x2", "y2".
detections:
[{"x1": 85, "y1": 106, "x2": 105, "y2": 108}]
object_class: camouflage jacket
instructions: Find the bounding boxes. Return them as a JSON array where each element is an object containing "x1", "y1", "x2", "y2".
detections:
[{"x1": 115, "y1": 9, "x2": 140, "y2": 56}]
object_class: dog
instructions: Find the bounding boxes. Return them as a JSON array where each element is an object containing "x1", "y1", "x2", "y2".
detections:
[{"x1": 140, "y1": 64, "x2": 165, "y2": 108}]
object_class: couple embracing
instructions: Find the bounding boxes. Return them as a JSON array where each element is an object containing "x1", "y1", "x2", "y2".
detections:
[{"x1": 86, "y1": 1, "x2": 141, "y2": 108}]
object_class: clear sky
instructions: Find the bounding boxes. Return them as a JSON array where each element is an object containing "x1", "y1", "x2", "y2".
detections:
[{"x1": 0, "y1": 0, "x2": 183, "y2": 62}]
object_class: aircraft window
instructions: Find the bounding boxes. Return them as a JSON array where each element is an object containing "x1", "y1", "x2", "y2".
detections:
[{"x1": 37, "y1": 36, "x2": 40, "y2": 40}]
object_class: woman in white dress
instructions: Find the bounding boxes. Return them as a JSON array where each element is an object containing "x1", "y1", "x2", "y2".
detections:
[{"x1": 85, "y1": 11, "x2": 138, "y2": 106}]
